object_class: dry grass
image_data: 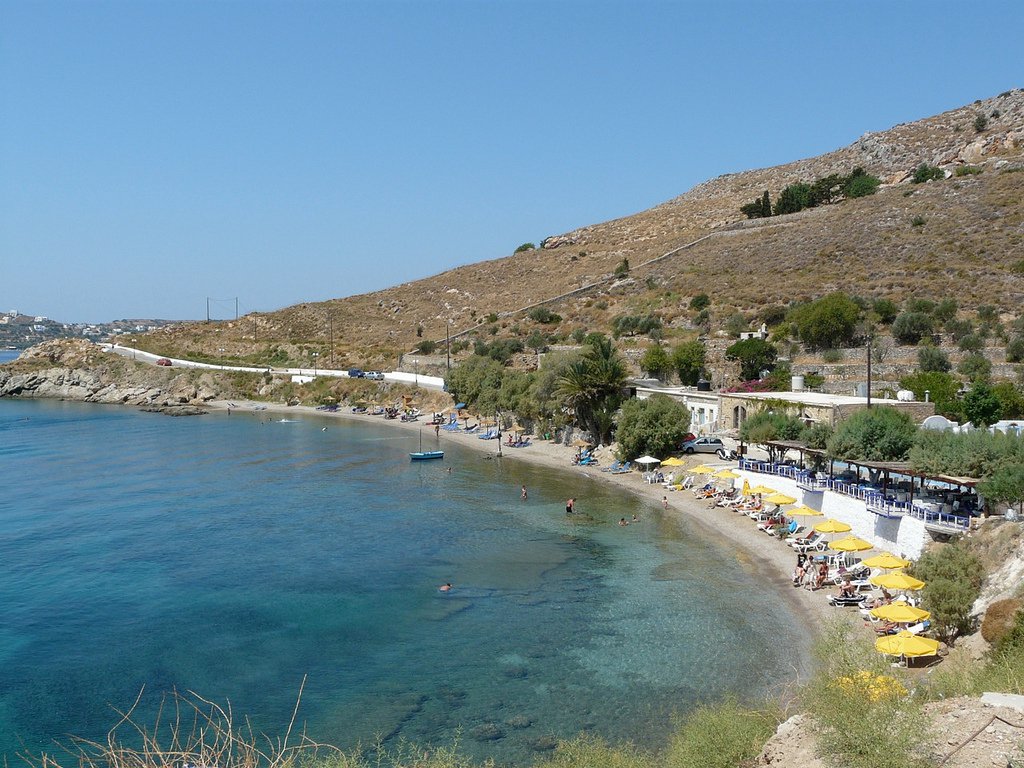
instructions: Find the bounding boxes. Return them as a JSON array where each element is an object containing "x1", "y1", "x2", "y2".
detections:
[{"x1": 19, "y1": 680, "x2": 336, "y2": 768}]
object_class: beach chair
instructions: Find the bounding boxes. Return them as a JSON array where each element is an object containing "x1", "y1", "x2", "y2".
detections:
[
  {"x1": 612, "y1": 462, "x2": 633, "y2": 474},
  {"x1": 602, "y1": 461, "x2": 623, "y2": 473}
]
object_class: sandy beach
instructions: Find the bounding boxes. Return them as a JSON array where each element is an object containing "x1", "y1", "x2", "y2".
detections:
[{"x1": 212, "y1": 399, "x2": 833, "y2": 640}]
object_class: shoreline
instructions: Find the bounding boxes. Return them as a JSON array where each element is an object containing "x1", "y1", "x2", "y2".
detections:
[{"x1": 212, "y1": 399, "x2": 830, "y2": 674}]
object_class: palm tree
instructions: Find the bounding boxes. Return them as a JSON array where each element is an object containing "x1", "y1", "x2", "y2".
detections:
[{"x1": 555, "y1": 335, "x2": 627, "y2": 444}]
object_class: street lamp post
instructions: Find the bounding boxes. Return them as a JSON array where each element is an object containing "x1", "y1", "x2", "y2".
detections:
[
  {"x1": 312, "y1": 352, "x2": 319, "y2": 378},
  {"x1": 414, "y1": 359, "x2": 419, "y2": 387}
]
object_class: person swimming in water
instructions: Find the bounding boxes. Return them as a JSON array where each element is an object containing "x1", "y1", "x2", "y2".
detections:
[{"x1": 439, "y1": 583, "x2": 452, "y2": 592}]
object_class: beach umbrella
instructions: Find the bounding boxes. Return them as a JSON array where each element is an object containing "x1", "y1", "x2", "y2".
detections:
[
  {"x1": 765, "y1": 493, "x2": 797, "y2": 506},
  {"x1": 814, "y1": 519, "x2": 852, "y2": 534},
  {"x1": 870, "y1": 572, "x2": 926, "y2": 591},
  {"x1": 572, "y1": 439, "x2": 594, "y2": 448},
  {"x1": 750, "y1": 485, "x2": 776, "y2": 495},
  {"x1": 862, "y1": 552, "x2": 912, "y2": 570},
  {"x1": 870, "y1": 604, "x2": 930, "y2": 623},
  {"x1": 789, "y1": 505, "x2": 824, "y2": 517},
  {"x1": 714, "y1": 469, "x2": 740, "y2": 479},
  {"x1": 741, "y1": 479, "x2": 752, "y2": 496},
  {"x1": 691, "y1": 464, "x2": 717, "y2": 475},
  {"x1": 875, "y1": 631, "x2": 939, "y2": 658},
  {"x1": 635, "y1": 456, "x2": 661, "y2": 466},
  {"x1": 830, "y1": 536, "x2": 874, "y2": 552},
  {"x1": 661, "y1": 457, "x2": 686, "y2": 467}
]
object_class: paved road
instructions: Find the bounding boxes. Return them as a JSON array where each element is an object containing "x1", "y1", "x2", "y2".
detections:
[{"x1": 102, "y1": 343, "x2": 446, "y2": 390}]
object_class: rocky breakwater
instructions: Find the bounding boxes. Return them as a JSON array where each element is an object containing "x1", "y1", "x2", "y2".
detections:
[{"x1": 0, "y1": 339, "x2": 219, "y2": 414}]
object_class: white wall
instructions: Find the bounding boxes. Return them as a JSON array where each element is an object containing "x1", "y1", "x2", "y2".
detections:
[{"x1": 734, "y1": 470, "x2": 929, "y2": 560}]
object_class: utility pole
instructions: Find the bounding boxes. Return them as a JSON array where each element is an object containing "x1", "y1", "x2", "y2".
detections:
[
  {"x1": 446, "y1": 322, "x2": 451, "y2": 371},
  {"x1": 235, "y1": 298, "x2": 238, "y2": 320},
  {"x1": 866, "y1": 335, "x2": 873, "y2": 408},
  {"x1": 206, "y1": 298, "x2": 210, "y2": 323},
  {"x1": 330, "y1": 315, "x2": 335, "y2": 367}
]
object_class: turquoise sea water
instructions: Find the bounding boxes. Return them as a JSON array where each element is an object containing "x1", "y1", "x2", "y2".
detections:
[{"x1": 0, "y1": 399, "x2": 806, "y2": 763}]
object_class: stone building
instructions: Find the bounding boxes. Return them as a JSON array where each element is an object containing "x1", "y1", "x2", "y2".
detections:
[{"x1": 717, "y1": 390, "x2": 934, "y2": 432}]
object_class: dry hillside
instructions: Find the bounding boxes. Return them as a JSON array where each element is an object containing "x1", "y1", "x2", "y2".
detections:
[{"x1": 137, "y1": 89, "x2": 1024, "y2": 372}]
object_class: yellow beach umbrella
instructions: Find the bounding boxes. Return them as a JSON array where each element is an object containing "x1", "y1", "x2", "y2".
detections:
[
  {"x1": 830, "y1": 536, "x2": 874, "y2": 552},
  {"x1": 715, "y1": 469, "x2": 740, "y2": 479},
  {"x1": 870, "y1": 604, "x2": 930, "y2": 623},
  {"x1": 870, "y1": 571, "x2": 926, "y2": 591},
  {"x1": 750, "y1": 485, "x2": 776, "y2": 495},
  {"x1": 661, "y1": 457, "x2": 685, "y2": 467},
  {"x1": 691, "y1": 464, "x2": 716, "y2": 475},
  {"x1": 815, "y1": 519, "x2": 852, "y2": 534},
  {"x1": 875, "y1": 631, "x2": 939, "y2": 658},
  {"x1": 789, "y1": 505, "x2": 824, "y2": 517},
  {"x1": 741, "y1": 479, "x2": 752, "y2": 496},
  {"x1": 862, "y1": 552, "x2": 912, "y2": 570},
  {"x1": 765, "y1": 493, "x2": 797, "y2": 505}
]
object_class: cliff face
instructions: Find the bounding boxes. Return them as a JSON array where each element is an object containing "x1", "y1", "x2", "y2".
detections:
[{"x1": 0, "y1": 339, "x2": 221, "y2": 407}]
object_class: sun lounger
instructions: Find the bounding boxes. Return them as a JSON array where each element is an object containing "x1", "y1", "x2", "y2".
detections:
[
  {"x1": 602, "y1": 461, "x2": 623, "y2": 473},
  {"x1": 827, "y1": 593, "x2": 868, "y2": 607}
]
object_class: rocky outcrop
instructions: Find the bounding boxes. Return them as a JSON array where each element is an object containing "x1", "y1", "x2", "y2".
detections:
[{"x1": 0, "y1": 339, "x2": 223, "y2": 409}]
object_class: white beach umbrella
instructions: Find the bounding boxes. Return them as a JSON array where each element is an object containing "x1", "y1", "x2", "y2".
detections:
[{"x1": 635, "y1": 456, "x2": 661, "y2": 465}]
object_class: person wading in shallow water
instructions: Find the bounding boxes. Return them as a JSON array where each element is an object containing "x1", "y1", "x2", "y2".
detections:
[
  {"x1": 521, "y1": 485, "x2": 528, "y2": 500},
  {"x1": 565, "y1": 497, "x2": 575, "y2": 514}
]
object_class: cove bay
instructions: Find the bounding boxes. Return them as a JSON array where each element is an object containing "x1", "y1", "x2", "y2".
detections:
[{"x1": 0, "y1": 400, "x2": 806, "y2": 764}]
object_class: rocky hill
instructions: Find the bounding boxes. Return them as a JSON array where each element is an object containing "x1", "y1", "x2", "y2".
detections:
[{"x1": 129, "y1": 89, "x2": 1024, "y2": 375}]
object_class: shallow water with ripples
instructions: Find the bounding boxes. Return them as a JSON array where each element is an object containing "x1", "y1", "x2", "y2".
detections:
[{"x1": 0, "y1": 399, "x2": 805, "y2": 763}]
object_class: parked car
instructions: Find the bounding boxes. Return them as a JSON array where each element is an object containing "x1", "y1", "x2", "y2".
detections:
[
  {"x1": 681, "y1": 437, "x2": 724, "y2": 454},
  {"x1": 365, "y1": 371, "x2": 385, "y2": 380},
  {"x1": 156, "y1": 358, "x2": 172, "y2": 366},
  {"x1": 347, "y1": 368, "x2": 364, "y2": 378}
]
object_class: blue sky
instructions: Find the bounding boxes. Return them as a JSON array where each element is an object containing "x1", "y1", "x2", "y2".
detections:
[{"x1": 2, "y1": 1, "x2": 1021, "y2": 323}]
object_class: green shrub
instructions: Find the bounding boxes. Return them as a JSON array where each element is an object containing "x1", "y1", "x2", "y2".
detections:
[
  {"x1": 788, "y1": 291, "x2": 862, "y2": 350},
  {"x1": 774, "y1": 182, "x2": 814, "y2": 214},
  {"x1": 873, "y1": 298, "x2": 899, "y2": 324},
  {"x1": 514, "y1": 242, "x2": 536, "y2": 253},
  {"x1": 958, "y1": 353, "x2": 992, "y2": 382},
  {"x1": 911, "y1": 215, "x2": 927, "y2": 227},
  {"x1": 616, "y1": 395, "x2": 693, "y2": 460},
  {"x1": 672, "y1": 340, "x2": 706, "y2": 386},
  {"x1": 690, "y1": 293, "x2": 710, "y2": 311},
  {"x1": 827, "y1": 406, "x2": 918, "y2": 461},
  {"x1": 821, "y1": 348, "x2": 844, "y2": 363},
  {"x1": 639, "y1": 344, "x2": 672, "y2": 380},
  {"x1": 912, "y1": 163, "x2": 944, "y2": 184},
  {"x1": 808, "y1": 621, "x2": 930, "y2": 768},
  {"x1": 843, "y1": 171, "x2": 881, "y2": 198},
  {"x1": 955, "y1": 165, "x2": 983, "y2": 176},
  {"x1": 725, "y1": 338, "x2": 777, "y2": 380},
  {"x1": 934, "y1": 298, "x2": 959, "y2": 323},
  {"x1": 1007, "y1": 337, "x2": 1024, "y2": 363},
  {"x1": 974, "y1": 113, "x2": 988, "y2": 132},
  {"x1": 958, "y1": 333, "x2": 983, "y2": 352},
  {"x1": 663, "y1": 698, "x2": 781, "y2": 768},
  {"x1": 912, "y1": 541, "x2": 984, "y2": 644},
  {"x1": 892, "y1": 312, "x2": 934, "y2": 344},
  {"x1": 415, "y1": 340, "x2": 437, "y2": 354},
  {"x1": 614, "y1": 257, "x2": 630, "y2": 277},
  {"x1": 724, "y1": 312, "x2": 749, "y2": 338},
  {"x1": 917, "y1": 345, "x2": 951, "y2": 373},
  {"x1": 528, "y1": 306, "x2": 562, "y2": 324},
  {"x1": 533, "y1": 735, "x2": 649, "y2": 768}
]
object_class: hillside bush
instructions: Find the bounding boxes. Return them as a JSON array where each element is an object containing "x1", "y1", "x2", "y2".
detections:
[
  {"x1": 843, "y1": 169, "x2": 881, "y2": 198},
  {"x1": 912, "y1": 541, "x2": 984, "y2": 644},
  {"x1": 955, "y1": 165, "x2": 983, "y2": 176},
  {"x1": 912, "y1": 163, "x2": 944, "y2": 184},
  {"x1": 773, "y1": 182, "x2": 814, "y2": 215},
  {"x1": 957, "y1": 333, "x2": 983, "y2": 352},
  {"x1": 724, "y1": 312, "x2": 748, "y2": 338},
  {"x1": 725, "y1": 338, "x2": 777, "y2": 381},
  {"x1": 827, "y1": 406, "x2": 917, "y2": 461},
  {"x1": 872, "y1": 298, "x2": 899, "y2": 324},
  {"x1": 690, "y1": 293, "x2": 710, "y2": 311},
  {"x1": 669, "y1": 340, "x2": 704, "y2": 386},
  {"x1": 934, "y1": 298, "x2": 959, "y2": 323},
  {"x1": 788, "y1": 291, "x2": 861, "y2": 349},
  {"x1": 514, "y1": 242, "x2": 536, "y2": 253},
  {"x1": 662, "y1": 698, "x2": 782, "y2": 768},
  {"x1": 528, "y1": 306, "x2": 562, "y2": 324},
  {"x1": 614, "y1": 258, "x2": 630, "y2": 277},
  {"x1": 958, "y1": 353, "x2": 992, "y2": 382},
  {"x1": 892, "y1": 312, "x2": 934, "y2": 344},
  {"x1": 978, "y1": 464, "x2": 1024, "y2": 516},
  {"x1": 821, "y1": 348, "x2": 844, "y2": 363},
  {"x1": 917, "y1": 345, "x2": 951, "y2": 373},
  {"x1": 415, "y1": 340, "x2": 437, "y2": 354},
  {"x1": 974, "y1": 113, "x2": 988, "y2": 132},
  {"x1": 905, "y1": 298, "x2": 936, "y2": 315},
  {"x1": 992, "y1": 381, "x2": 1024, "y2": 419},
  {"x1": 639, "y1": 344, "x2": 672, "y2": 380},
  {"x1": 739, "y1": 409, "x2": 804, "y2": 445},
  {"x1": 611, "y1": 314, "x2": 661, "y2": 339}
]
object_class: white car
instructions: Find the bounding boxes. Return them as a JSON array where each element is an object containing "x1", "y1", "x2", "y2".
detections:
[
  {"x1": 681, "y1": 437, "x2": 725, "y2": 454},
  {"x1": 365, "y1": 371, "x2": 385, "y2": 381}
]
